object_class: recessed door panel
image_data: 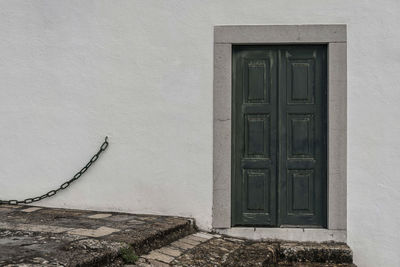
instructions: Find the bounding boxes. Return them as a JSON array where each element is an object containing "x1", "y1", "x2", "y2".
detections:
[
  {"x1": 245, "y1": 59, "x2": 270, "y2": 103},
  {"x1": 287, "y1": 59, "x2": 315, "y2": 104},
  {"x1": 232, "y1": 45, "x2": 327, "y2": 228},
  {"x1": 245, "y1": 114, "x2": 270, "y2": 157},
  {"x1": 243, "y1": 169, "x2": 270, "y2": 212},
  {"x1": 288, "y1": 114, "x2": 315, "y2": 159},
  {"x1": 288, "y1": 170, "x2": 315, "y2": 214}
]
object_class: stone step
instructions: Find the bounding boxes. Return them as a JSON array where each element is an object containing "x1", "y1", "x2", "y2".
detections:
[
  {"x1": 135, "y1": 234, "x2": 354, "y2": 266},
  {"x1": 277, "y1": 264, "x2": 356, "y2": 267},
  {"x1": 279, "y1": 242, "x2": 353, "y2": 264},
  {"x1": 130, "y1": 219, "x2": 196, "y2": 256},
  {"x1": 0, "y1": 205, "x2": 197, "y2": 266}
]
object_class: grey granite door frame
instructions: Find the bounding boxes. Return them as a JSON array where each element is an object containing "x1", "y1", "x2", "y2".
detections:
[{"x1": 212, "y1": 25, "x2": 347, "y2": 241}]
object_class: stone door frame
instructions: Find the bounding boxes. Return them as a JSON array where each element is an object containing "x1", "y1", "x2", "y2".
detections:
[{"x1": 213, "y1": 25, "x2": 347, "y2": 242}]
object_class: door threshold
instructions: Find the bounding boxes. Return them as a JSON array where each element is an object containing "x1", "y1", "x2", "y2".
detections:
[
  {"x1": 279, "y1": 225, "x2": 325, "y2": 229},
  {"x1": 214, "y1": 227, "x2": 346, "y2": 242}
]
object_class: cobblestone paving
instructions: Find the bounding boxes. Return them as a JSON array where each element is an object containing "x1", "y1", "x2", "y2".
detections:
[
  {"x1": 0, "y1": 205, "x2": 194, "y2": 266},
  {"x1": 135, "y1": 233, "x2": 355, "y2": 267}
]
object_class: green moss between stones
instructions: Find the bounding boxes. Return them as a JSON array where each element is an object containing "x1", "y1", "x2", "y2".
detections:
[{"x1": 120, "y1": 245, "x2": 139, "y2": 264}]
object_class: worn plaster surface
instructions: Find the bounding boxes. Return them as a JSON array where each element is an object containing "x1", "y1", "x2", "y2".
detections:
[{"x1": 1, "y1": 2, "x2": 400, "y2": 266}]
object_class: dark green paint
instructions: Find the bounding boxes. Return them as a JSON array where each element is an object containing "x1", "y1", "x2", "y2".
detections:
[{"x1": 232, "y1": 45, "x2": 327, "y2": 228}]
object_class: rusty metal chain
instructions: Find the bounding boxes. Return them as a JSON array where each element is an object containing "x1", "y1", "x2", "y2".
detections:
[{"x1": 0, "y1": 136, "x2": 109, "y2": 206}]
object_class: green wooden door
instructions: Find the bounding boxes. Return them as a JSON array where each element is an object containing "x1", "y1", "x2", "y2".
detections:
[
  {"x1": 232, "y1": 46, "x2": 278, "y2": 226},
  {"x1": 232, "y1": 45, "x2": 327, "y2": 227}
]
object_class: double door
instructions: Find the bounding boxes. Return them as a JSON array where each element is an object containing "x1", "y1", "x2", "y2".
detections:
[{"x1": 232, "y1": 45, "x2": 327, "y2": 227}]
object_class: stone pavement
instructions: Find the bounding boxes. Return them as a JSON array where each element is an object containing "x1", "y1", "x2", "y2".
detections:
[
  {"x1": 0, "y1": 205, "x2": 194, "y2": 266},
  {"x1": 135, "y1": 233, "x2": 355, "y2": 267},
  {"x1": 0, "y1": 205, "x2": 354, "y2": 266}
]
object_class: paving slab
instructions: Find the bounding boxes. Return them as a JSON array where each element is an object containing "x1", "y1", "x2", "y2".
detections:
[
  {"x1": 192, "y1": 232, "x2": 215, "y2": 240},
  {"x1": 177, "y1": 236, "x2": 201, "y2": 246},
  {"x1": 142, "y1": 251, "x2": 174, "y2": 263},
  {"x1": 157, "y1": 246, "x2": 182, "y2": 257},
  {"x1": 21, "y1": 207, "x2": 43, "y2": 213},
  {"x1": 88, "y1": 213, "x2": 113, "y2": 219},
  {"x1": 170, "y1": 240, "x2": 196, "y2": 250},
  {"x1": 0, "y1": 205, "x2": 194, "y2": 266}
]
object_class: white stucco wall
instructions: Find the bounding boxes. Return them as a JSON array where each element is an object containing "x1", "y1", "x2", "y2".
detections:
[{"x1": 0, "y1": 1, "x2": 399, "y2": 266}]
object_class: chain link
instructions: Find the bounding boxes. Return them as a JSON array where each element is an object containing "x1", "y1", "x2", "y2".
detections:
[{"x1": 0, "y1": 137, "x2": 109, "y2": 206}]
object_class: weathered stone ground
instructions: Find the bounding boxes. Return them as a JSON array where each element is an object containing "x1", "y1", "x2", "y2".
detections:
[
  {"x1": 136, "y1": 233, "x2": 355, "y2": 267},
  {"x1": 0, "y1": 205, "x2": 354, "y2": 266},
  {"x1": 0, "y1": 205, "x2": 194, "y2": 266}
]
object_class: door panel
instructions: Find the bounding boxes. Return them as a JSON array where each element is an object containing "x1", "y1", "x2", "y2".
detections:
[
  {"x1": 232, "y1": 47, "x2": 278, "y2": 226},
  {"x1": 278, "y1": 46, "x2": 327, "y2": 227},
  {"x1": 232, "y1": 45, "x2": 327, "y2": 228},
  {"x1": 245, "y1": 59, "x2": 270, "y2": 103},
  {"x1": 287, "y1": 170, "x2": 315, "y2": 214},
  {"x1": 287, "y1": 113, "x2": 315, "y2": 158},
  {"x1": 287, "y1": 59, "x2": 315, "y2": 104},
  {"x1": 245, "y1": 114, "x2": 270, "y2": 157}
]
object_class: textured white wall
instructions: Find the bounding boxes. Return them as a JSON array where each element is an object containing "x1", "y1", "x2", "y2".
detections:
[{"x1": 0, "y1": 1, "x2": 399, "y2": 266}]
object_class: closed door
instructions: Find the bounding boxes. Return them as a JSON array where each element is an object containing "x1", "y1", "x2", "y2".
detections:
[{"x1": 232, "y1": 45, "x2": 327, "y2": 227}]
